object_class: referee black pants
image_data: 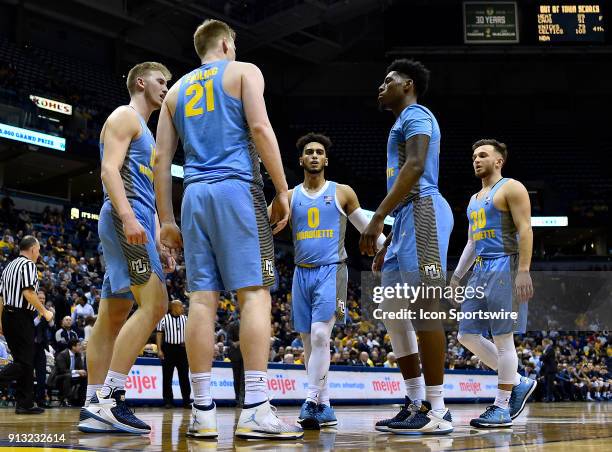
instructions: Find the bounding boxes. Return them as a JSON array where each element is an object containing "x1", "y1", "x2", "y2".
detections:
[
  {"x1": 162, "y1": 343, "x2": 190, "y2": 405},
  {"x1": 0, "y1": 308, "x2": 35, "y2": 408}
]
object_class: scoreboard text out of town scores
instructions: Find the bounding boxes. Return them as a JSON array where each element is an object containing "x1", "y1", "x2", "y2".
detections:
[{"x1": 537, "y1": 4, "x2": 605, "y2": 42}]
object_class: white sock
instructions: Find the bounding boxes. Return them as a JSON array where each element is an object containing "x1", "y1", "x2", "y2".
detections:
[
  {"x1": 85, "y1": 384, "x2": 103, "y2": 405},
  {"x1": 513, "y1": 373, "x2": 522, "y2": 386},
  {"x1": 190, "y1": 372, "x2": 212, "y2": 407},
  {"x1": 99, "y1": 370, "x2": 127, "y2": 398},
  {"x1": 319, "y1": 375, "x2": 330, "y2": 406},
  {"x1": 495, "y1": 389, "x2": 512, "y2": 409},
  {"x1": 405, "y1": 375, "x2": 425, "y2": 406},
  {"x1": 426, "y1": 385, "x2": 445, "y2": 412},
  {"x1": 244, "y1": 371, "x2": 268, "y2": 406}
]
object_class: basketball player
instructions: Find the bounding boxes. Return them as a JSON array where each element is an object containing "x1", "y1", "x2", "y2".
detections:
[
  {"x1": 451, "y1": 139, "x2": 536, "y2": 428},
  {"x1": 287, "y1": 133, "x2": 386, "y2": 429},
  {"x1": 154, "y1": 20, "x2": 302, "y2": 440},
  {"x1": 360, "y1": 59, "x2": 454, "y2": 434},
  {"x1": 79, "y1": 62, "x2": 173, "y2": 434}
]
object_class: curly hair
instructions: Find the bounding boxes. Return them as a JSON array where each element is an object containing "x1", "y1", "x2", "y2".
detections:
[
  {"x1": 386, "y1": 58, "x2": 431, "y2": 97},
  {"x1": 296, "y1": 132, "x2": 333, "y2": 155}
]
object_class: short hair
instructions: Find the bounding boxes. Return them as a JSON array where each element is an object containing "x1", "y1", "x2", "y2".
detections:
[
  {"x1": 68, "y1": 338, "x2": 80, "y2": 349},
  {"x1": 296, "y1": 132, "x2": 332, "y2": 155},
  {"x1": 126, "y1": 62, "x2": 171, "y2": 95},
  {"x1": 19, "y1": 235, "x2": 38, "y2": 251},
  {"x1": 472, "y1": 138, "x2": 508, "y2": 165},
  {"x1": 386, "y1": 58, "x2": 431, "y2": 97},
  {"x1": 194, "y1": 19, "x2": 236, "y2": 59}
]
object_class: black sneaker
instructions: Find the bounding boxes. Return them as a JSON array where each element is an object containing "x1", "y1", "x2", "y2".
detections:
[
  {"x1": 16, "y1": 405, "x2": 44, "y2": 414},
  {"x1": 85, "y1": 389, "x2": 150, "y2": 434},
  {"x1": 375, "y1": 397, "x2": 416, "y2": 432}
]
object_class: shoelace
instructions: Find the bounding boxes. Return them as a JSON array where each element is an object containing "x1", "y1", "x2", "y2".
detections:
[{"x1": 482, "y1": 405, "x2": 498, "y2": 418}]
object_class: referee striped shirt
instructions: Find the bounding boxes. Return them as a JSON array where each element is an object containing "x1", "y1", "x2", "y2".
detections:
[
  {"x1": 0, "y1": 256, "x2": 39, "y2": 312},
  {"x1": 157, "y1": 313, "x2": 187, "y2": 345}
]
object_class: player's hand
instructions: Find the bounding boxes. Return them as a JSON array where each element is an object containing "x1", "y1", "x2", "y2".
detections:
[
  {"x1": 372, "y1": 246, "x2": 387, "y2": 272},
  {"x1": 159, "y1": 245, "x2": 176, "y2": 273},
  {"x1": 270, "y1": 191, "x2": 290, "y2": 235},
  {"x1": 160, "y1": 222, "x2": 183, "y2": 251},
  {"x1": 42, "y1": 309, "x2": 54, "y2": 323},
  {"x1": 158, "y1": 351, "x2": 165, "y2": 360},
  {"x1": 515, "y1": 271, "x2": 533, "y2": 303},
  {"x1": 123, "y1": 215, "x2": 148, "y2": 245},
  {"x1": 360, "y1": 215, "x2": 384, "y2": 257}
]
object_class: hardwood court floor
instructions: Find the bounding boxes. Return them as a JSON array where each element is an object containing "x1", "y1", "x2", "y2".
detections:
[{"x1": 0, "y1": 402, "x2": 610, "y2": 451}]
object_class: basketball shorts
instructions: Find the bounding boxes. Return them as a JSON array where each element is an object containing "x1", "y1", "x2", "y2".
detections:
[
  {"x1": 382, "y1": 194, "x2": 453, "y2": 289},
  {"x1": 98, "y1": 199, "x2": 163, "y2": 300},
  {"x1": 459, "y1": 254, "x2": 528, "y2": 335},
  {"x1": 181, "y1": 179, "x2": 275, "y2": 292},
  {"x1": 291, "y1": 262, "x2": 348, "y2": 333}
]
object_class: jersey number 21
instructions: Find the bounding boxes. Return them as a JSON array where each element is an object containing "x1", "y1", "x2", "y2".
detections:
[{"x1": 185, "y1": 80, "x2": 215, "y2": 117}]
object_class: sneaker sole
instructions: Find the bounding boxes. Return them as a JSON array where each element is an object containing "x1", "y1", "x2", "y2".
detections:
[
  {"x1": 470, "y1": 421, "x2": 513, "y2": 428},
  {"x1": 390, "y1": 428, "x2": 454, "y2": 435},
  {"x1": 319, "y1": 420, "x2": 338, "y2": 427},
  {"x1": 78, "y1": 424, "x2": 128, "y2": 434},
  {"x1": 235, "y1": 430, "x2": 304, "y2": 440},
  {"x1": 85, "y1": 408, "x2": 150, "y2": 435},
  {"x1": 511, "y1": 380, "x2": 537, "y2": 420},
  {"x1": 186, "y1": 430, "x2": 218, "y2": 438},
  {"x1": 375, "y1": 425, "x2": 391, "y2": 433}
]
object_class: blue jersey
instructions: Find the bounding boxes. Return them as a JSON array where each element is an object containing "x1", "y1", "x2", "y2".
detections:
[
  {"x1": 386, "y1": 104, "x2": 441, "y2": 208},
  {"x1": 100, "y1": 108, "x2": 156, "y2": 213},
  {"x1": 467, "y1": 178, "x2": 518, "y2": 259},
  {"x1": 291, "y1": 181, "x2": 347, "y2": 266},
  {"x1": 173, "y1": 60, "x2": 262, "y2": 187}
]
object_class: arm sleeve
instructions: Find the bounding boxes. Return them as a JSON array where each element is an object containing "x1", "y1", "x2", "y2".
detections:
[
  {"x1": 453, "y1": 239, "x2": 476, "y2": 280},
  {"x1": 347, "y1": 208, "x2": 386, "y2": 250},
  {"x1": 401, "y1": 107, "x2": 433, "y2": 141}
]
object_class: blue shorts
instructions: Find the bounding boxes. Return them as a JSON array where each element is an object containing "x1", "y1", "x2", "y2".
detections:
[
  {"x1": 181, "y1": 179, "x2": 275, "y2": 292},
  {"x1": 291, "y1": 263, "x2": 348, "y2": 333},
  {"x1": 382, "y1": 195, "x2": 453, "y2": 288},
  {"x1": 98, "y1": 200, "x2": 163, "y2": 300},
  {"x1": 459, "y1": 254, "x2": 528, "y2": 335}
]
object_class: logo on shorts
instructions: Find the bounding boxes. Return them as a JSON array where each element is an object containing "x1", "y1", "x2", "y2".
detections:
[
  {"x1": 263, "y1": 259, "x2": 275, "y2": 277},
  {"x1": 336, "y1": 298, "x2": 345, "y2": 317},
  {"x1": 422, "y1": 263, "x2": 442, "y2": 280},
  {"x1": 130, "y1": 258, "x2": 150, "y2": 275}
]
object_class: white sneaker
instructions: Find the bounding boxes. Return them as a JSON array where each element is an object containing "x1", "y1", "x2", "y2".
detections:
[
  {"x1": 235, "y1": 400, "x2": 304, "y2": 440},
  {"x1": 78, "y1": 408, "x2": 122, "y2": 433},
  {"x1": 186, "y1": 403, "x2": 218, "y2": 438}
]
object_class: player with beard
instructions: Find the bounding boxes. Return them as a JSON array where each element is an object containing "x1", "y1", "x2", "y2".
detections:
[
  {"x1": 361, "y1": 59, "x2": 454, "y2": 434},
  {"x1": 451, "y1": 139, "x2": 536, "y2": 428},
  {"x1": 287, "y1": 133, "x2": 386, "y2": 429}
]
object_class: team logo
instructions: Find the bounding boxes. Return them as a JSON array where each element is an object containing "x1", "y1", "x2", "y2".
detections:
[
  {"x1": 422, "y1": 263, "x2": 442, "y2": 280},
  {"x1": 324, "y1": 195, "x2": 333, "y2": 205},
  {"x1": 264, "y1": 259, "x2": 275, "y2": 277},
  {"x1": 130, "y1": 258, "x2": 149, "y2": 275},
  {"x1": 336, "y1": 298, "x2": 346, "y2": 320}
]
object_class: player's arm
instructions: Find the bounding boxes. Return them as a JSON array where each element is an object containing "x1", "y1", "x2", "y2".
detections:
[
  {"x1": 451, "y1": 224, "x2": 476, "y2": 285},
  {"x1": 23, "y1": 289, "x2": 52, "y2": 321},
  {"x1": 506, "y1": 180, "x2": 534, "y2": 302},
  {"x1": 360, "y1": 134, "x2": 430, "y2": 256},
  {"x1": 241, "y1": 63, "x2": 289, "y2": 234},
  {"x1": 156, "y1": 329, "x2": 164, "y2": 359},
  {"x1": 154, "y1": 83, "x2": 183, "y2": 250},
  {"x1": 337, "y1": 184, "x2": 385, "y2": 250},
  {"x1": 101, "y1": 108, "x2": 147, "y2": 245}
]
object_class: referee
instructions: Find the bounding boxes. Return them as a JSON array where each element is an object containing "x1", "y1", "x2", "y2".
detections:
[
  {"x1": 156, "y1": 300, "x2": 191, "y2": 408},
  {"x1": 0, "y1": 236, "x2": 54, "y2": 414}
]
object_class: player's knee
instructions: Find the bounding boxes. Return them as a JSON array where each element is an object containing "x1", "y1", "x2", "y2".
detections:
[
  {"x1": 457, "y1": 332, "x2": 478, "y2": 348},
  {"x1": 311, "y1": 328, "x2": 329, "y2": 348}
]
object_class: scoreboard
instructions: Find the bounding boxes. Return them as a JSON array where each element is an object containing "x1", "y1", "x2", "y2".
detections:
[{"x1": 537, "y1": 3, "x2": 605, "y2": 42}]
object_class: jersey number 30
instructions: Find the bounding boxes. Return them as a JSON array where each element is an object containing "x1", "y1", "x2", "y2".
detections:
[{"x1": 185, "y1": 80, "x2": 215, "y2": 117}]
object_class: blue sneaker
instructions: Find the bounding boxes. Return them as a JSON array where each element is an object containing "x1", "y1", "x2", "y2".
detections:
[
  {"x1": 375, "y1": 397, "x2": 416, "y2": 432},
  {"x1": 316, "y1": 404, "x2": 338, "y2": 427},
  {"x1": 85, "y1": 389, "x2": 150, "y2": 434},
  {"x1": 297, "y1": 400, "x2": 319, "y2": 430},
  {"x1": 388, "y1": 401, "x2": 453, "y2": 435},
  {"x1": 470, "y1": 405, "x2": 513, "y2": 428},
  {"x1": 509, "y1": 377, "x2": 537, "y2": 419}
]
